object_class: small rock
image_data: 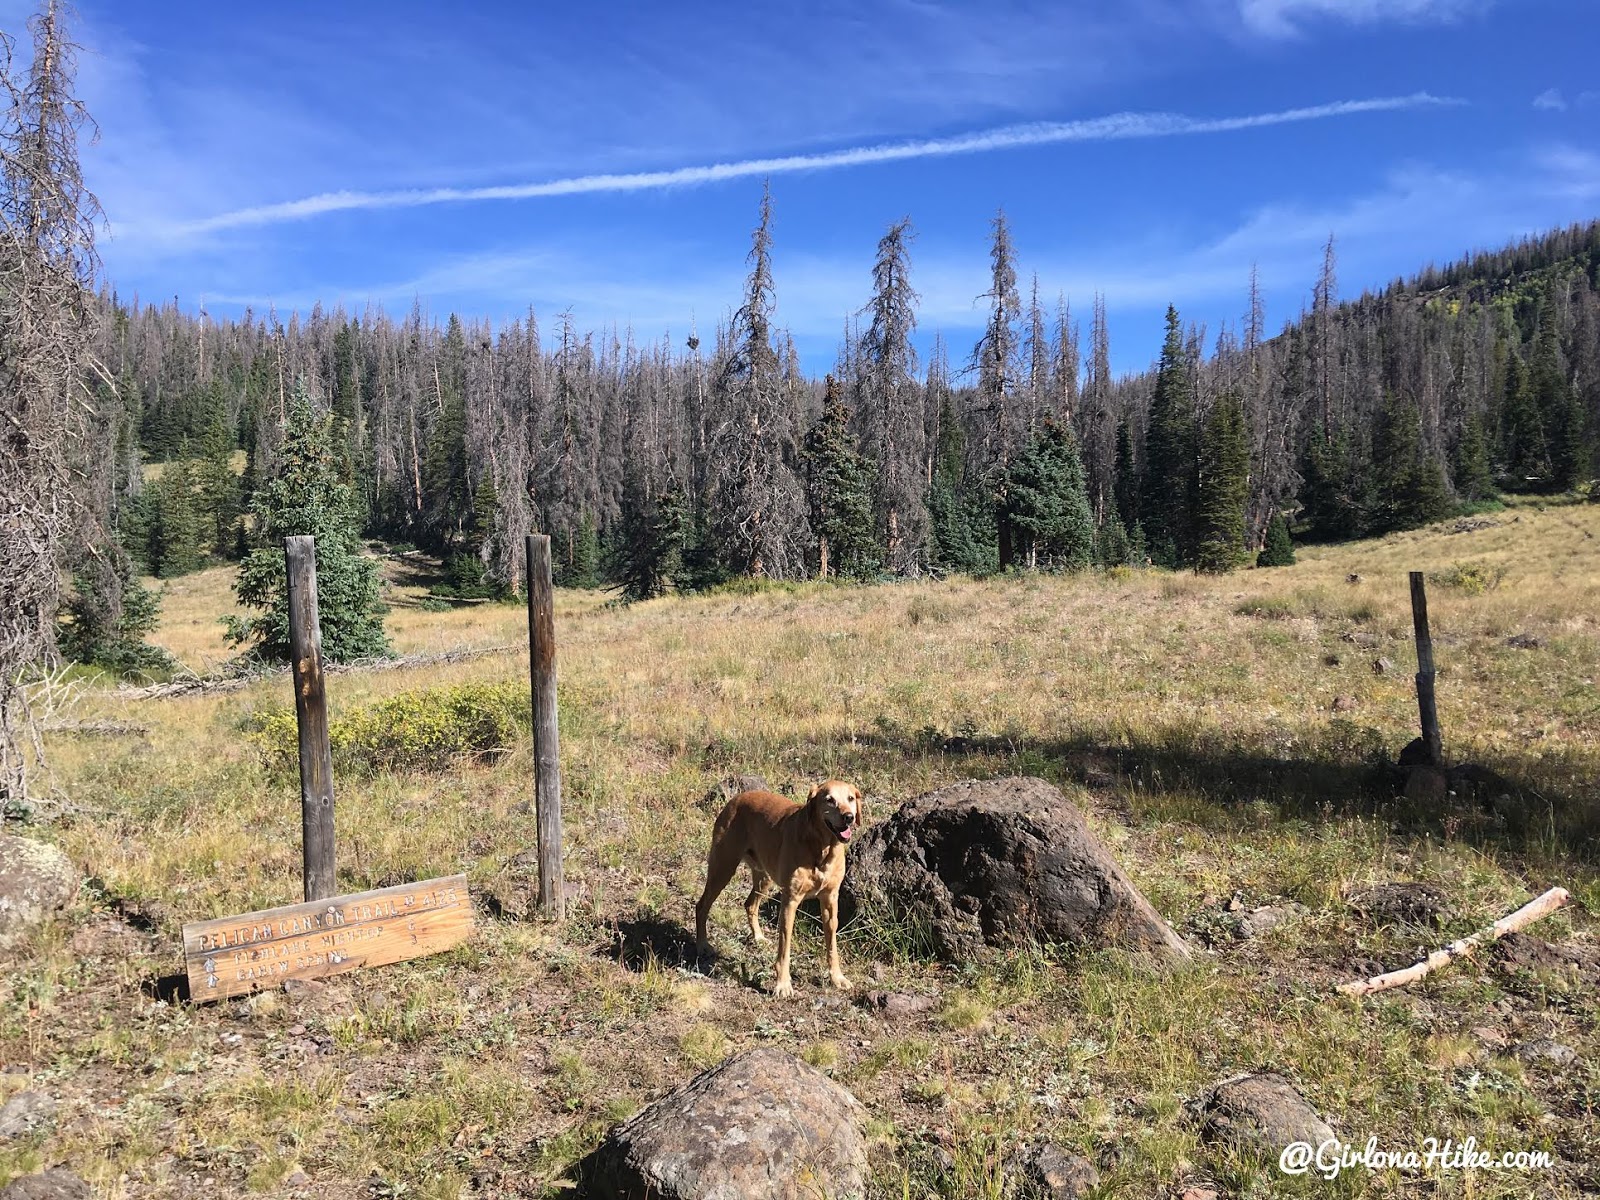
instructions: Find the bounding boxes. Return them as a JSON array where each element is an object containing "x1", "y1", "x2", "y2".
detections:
[
  {"x1": 1191, "y1": 1071, "x2": 1335, "y2": 1157},
  {"x1": 1004, "y1": 1142, "x2": 1099, "y2": 1199},
  {"x1": 1372, "y1": 657, "x2": 1395, "y2": 675},
  {"x1": 1330, "y1": 694, "x2": 1356, "y2": 713},
  {"x1": 862, "y1": 990, "x2": 937, "y2": 1018},
  {"x1": 1470, "y1": 1026, "x2": 1508, "y2": 1047},
  {"x1": 1180, "y1": 1188, "x2": 1219, "y2": 1200},
  {"x1": 583, "y1": 1048, "x2": 867, "y2": 1200},
  {"x1": 0, "y1": 1171, "x2": 90, "y2": 1200},
  {"x1": 1505, "y1": 633, "x2": 1544, "y2": 650},
  {"x1": 1517, "y1": 1039, "x2": 1577, "y2": 1067},
  {"x1": 285, "y1": 1170, "x2": 310, "y2": 1187},
  {"x1": 0, "y1": 1090, "x2": 56, "y2": 1138},
  {"x1": 281, "y1": 978, "x2": 326, "y2": 997},
  {"x1": 1238, "y1": 904, "x2": 1303, "y2": 939},
  {"x1": 1348, "y1": 882, "x2": 1451, "y2": 927},
  {"x1": 0, "y1": 836, "x2": 79, "y2": 948}
]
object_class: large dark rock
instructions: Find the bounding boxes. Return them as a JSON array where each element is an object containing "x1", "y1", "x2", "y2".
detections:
[
  {"x1": 585, "y1": 1048, "x2": 868, "y2": 1200},
  {"x1": 1348, "y1": 882, "x2": 1451, "y2": 928},
  {"x1": 1005, "y1": 1143, "x2": 1099, "y2": 1198},
  {"x1": 839, "y1": 777, "x2": 1191, "y2": 962},
  {"x1": 0, "y1": 836, "x2": 78, "y2": 950},
  {"x1": 0, "y1": 1172, "x2": 90, "y2": 1200},
  {"x1": 1191, "y1": 1072, "x2": 1335, "y2": 1157}
]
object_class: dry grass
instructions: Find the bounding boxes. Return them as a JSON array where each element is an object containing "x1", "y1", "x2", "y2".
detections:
[{"x1": 4, "y1": 499, "x2": 1599, "y2": 1197}]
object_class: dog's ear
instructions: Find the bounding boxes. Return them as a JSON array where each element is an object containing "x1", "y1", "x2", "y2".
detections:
[
  {"x1": 852, "y1": 784, "x2": 865, "y2": 823},
  {"x1": 806, "y1": 782, "x2": 825, "y2": 806}
]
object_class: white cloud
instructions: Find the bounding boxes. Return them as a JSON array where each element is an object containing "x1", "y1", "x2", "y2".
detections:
[
  {"x1": 1240, "y1": 0, "x2": 1486, "y2": 37},
  {"x1": 132, "y1": 93, "x2": 1457, "y2": 243},
  {"x1": 1533, "y1": 88, "x2": 1568, "y2": 112}
]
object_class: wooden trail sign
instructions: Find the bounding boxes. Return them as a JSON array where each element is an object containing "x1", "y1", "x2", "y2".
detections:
[{"x1": 182, "y1": 875, "x2": 473, "y2": 1002}]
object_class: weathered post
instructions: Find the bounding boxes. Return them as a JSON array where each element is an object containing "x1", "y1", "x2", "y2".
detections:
[
  {"x1": 285, "y1": 535, "x2": 337, "y2": 902},
  {"x1": 526, "y1": 534, "x2": 565, "y2": 919},
  {"x1": 1409, "y1": 571, "x2": 1443, "y2": 767}
]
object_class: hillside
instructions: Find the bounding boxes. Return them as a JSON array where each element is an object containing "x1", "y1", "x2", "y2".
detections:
[{"x1": 4, "y1": 501, "x2": 1598, "y2": 1197}]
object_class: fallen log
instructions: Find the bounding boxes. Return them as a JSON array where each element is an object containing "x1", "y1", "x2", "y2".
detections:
[
  {"x1": 1338, "y1": 886, "x2": 1570, "y2": 997},
  {"x1": 41, "y1": 720, "x2": 150, "y2": 737},
  {"x1": 120, "y1": 644, "x2": 518, "y2": 700}
]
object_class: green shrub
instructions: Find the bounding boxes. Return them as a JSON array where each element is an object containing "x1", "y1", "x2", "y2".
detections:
[
  {"x1": 249, "y1": 681, "x2": 528, "y2": 779},
  {"x1": 1429, "y1": 561, "x2": 1505, "y2": 595}
]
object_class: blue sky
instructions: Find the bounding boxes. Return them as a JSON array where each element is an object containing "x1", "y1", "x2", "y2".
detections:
[{"x1": 18, "y1": 0, "x2": 1600, "y2": 377}]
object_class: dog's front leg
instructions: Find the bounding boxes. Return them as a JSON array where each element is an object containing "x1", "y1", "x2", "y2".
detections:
[
  {"x1": 820, "y1": 889, "x2": 851, "y2": 990},
  {"x1": 771, "y1": 893, "x2": 800, "y2": 997}
]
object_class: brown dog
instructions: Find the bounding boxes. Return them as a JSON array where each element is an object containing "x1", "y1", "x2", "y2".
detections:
[{"x1": 695, "y1": 780, "x2": 863, "y2": 996}]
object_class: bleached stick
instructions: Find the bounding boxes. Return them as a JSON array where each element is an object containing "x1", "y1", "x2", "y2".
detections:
[{"x1": 1338, "y1": 887, "x2": 1571, "y2": 997}]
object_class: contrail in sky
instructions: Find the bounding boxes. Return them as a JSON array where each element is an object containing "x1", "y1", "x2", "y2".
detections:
[{"x1": 167, "y1": 93, "x2": 1458, "y2": 236}]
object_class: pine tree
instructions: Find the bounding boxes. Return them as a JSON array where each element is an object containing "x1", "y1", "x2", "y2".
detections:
[
  {"x1": 1112, "y1": 418, "x2": 1138, "y2": 529},
  {"x1": 1372, "y1": 392, "x2": 1451, "y2": 533},
  {"x1": 926, "y1": 396, "x2": 997, "y2": 576},
  {"x1": 1451, "y1": 410, "x2": 1495, "y2": 502},
  {"x1": 147, "y1": 456, "x2": 205, "y2": 578},
  {"x1": 1193, "y1": 395, "x2": 1250, "y2": 573},
  {"x1": 423, "y1": 314, "x2": 472, "y2": 551},
  {"x1": 556, "y1": 514, "x2": 602, "y2": 589},
  {"x1": 1256, "y1": 511, "x2": 1296, "y2": 567},
  {"x1": 1094, "y1": 511, "x2": 1132, "y2": 568},
  {"x1": 612, "y1": 484, "x2": 688, "y2": 602},
  {"x1": 226, "y1": 381, "x2": 388, "y2": 662},
  {"x1": 857, "y1": 218, "x2": 925, "y2": 573},
  {"x1": 1141, "y1": 306, "x2": 1197, "y2": 566},
  {"x1": 1004, "y1": 417, "x2": 1094, "y2": 571},
  {"x1": 804, "y1": 377, "x2": 879, "y2": 580},
  {"x1": 1298, "y1": 423, "x2": 1372, "y2": 540},
  {"x1": 677, "y1": 496, "x2": 730, "y2": 594},
  {"x1": 195, "y1": 409, "x2": 241, "y2": 559},
  {"x1": 59, "y1": 546, "x2": 173, "y2": 679},
  {"x1": 1499, "y1": 350, "x2": 1547, "y2": 488}
]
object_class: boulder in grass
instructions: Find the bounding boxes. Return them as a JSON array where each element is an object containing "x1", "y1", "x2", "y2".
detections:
[
  {"x1": 1191, "y1": 1071, "x2": 1335, "y2": 1158},
  {"x1": 0, "y1": 835, "x2": 78, "y2": 950},
  {"x1": 1004, "y1": 1143, "x2": 1100, "y2": 1198},
  {"x1": 0, "y1": 1172, "x2": 90, "y2": 1200},
  {"x1": 585, "y1": 1048, "x2": 868, "y2": 1200},
  {"x1": 839, "y1": 777, "x2": 1191, "y2": 962}
]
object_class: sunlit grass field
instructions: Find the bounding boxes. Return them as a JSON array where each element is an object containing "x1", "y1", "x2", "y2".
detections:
[{"x1": 4, "y1": 498, "x2": 1598, "y2": 1198}]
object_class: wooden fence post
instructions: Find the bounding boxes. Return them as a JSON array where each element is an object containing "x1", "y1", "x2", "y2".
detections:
[
  {"x1": 286, "y1": 535, "x2": 337, "y2": 902},
  {"x1": 526, "y1": 535, "x2": 565, "y2": 919},
  {"x1": 1409, "y1": 570, "x2": 1443, "y2": 767}
]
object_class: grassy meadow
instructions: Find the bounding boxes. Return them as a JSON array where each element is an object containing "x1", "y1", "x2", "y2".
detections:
[{"x1": 4, "y1": 499, "x2": 1599, "y2": 1198}]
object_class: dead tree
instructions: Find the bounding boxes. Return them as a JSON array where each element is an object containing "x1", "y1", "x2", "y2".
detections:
[{"x1": 0, "y1": 0, "x2": 103, "y2": 808}]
